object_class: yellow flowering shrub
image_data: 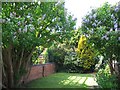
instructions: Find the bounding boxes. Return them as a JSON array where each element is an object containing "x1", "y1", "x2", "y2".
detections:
[
  {"x1": 77, "y1": 35, "x2": 86, "y2": 53},
  {"x1": 77, "y1": 35, "x2": 95, "y2": 70}
]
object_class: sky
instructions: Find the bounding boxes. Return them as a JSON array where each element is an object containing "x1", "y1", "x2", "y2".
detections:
[{"x1": 65, "y1": 0, "x2": 120, "y2": 29}]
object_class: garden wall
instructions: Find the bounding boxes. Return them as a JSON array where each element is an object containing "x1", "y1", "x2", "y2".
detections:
[{"x1": 21, "y1": 63, "x2": 55, "y2": 84}]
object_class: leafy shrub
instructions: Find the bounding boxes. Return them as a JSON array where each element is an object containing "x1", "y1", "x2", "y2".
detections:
[
  {"x1": 64, "y1": 51, "x2": 83, "y2": 73},
  {"x1": 64, "y1": 51, "x2": 96, "y2": 73},
  {"x1": 47, "y1": 46, "x2": 67, "y2": 72},
  {"x1": 32, "y1": 46, "x2": 44, "y2": 65},
  {"x1": 77, "y1": 35, "x2": 96, "y2": 71},
  {"x1": 63, "y1": 35, "x2": 98, "y2": 73},
  {"x1": 96, "y1": 64, "x2": 118, "y2": 88}
]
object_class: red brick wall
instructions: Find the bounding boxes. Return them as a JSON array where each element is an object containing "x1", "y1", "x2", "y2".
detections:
[
  {"x1": 44, "y1": 63, "x2": 55, "y2": 77},
  {"x1": 21, "y1": 63, "x2": 55, "y2": 83}
]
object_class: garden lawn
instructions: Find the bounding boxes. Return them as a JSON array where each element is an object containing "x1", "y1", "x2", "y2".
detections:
[{"x1": 25, "y1": 73, "x2": 98, "y2": 88}]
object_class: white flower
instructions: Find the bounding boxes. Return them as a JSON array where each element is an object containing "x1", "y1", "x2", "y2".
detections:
[
  {"x1": 23, "y1": 25, "x2": 27, "y2": 32},
  {"x1": 92, "y1": 23, "x2": 96, "y2": 27},
  {"x1": 52, "y1": 19, "x2": 55, "y2": 22},
  {"x1": 39, "y1": 34, "x2": 41, "y2": 37},
  {"x1": 20, "y1": 7, "x2": 22, "y2": 10},
  {"x1": 114, "y1": 7, "x2": 119, "y2": 12},
  {"x1": 106, "y1": 37, "x2": 109, "y2": 40},
  {"x1": 27, "y1": 13, "x2": 31, "y2": 18},
  {"x1": 39, "y1": 26, "x2": 42, "y2": 29},
  {"x1": 83, "y1": 19, "x2": 89, "y2": 23},
  {"x1": 89, "y1": 15, "x2": 92, "y2": 19},
  {"x1": 111, "y1": 14, "x2": 115, "y2": 19},
  {"x1": 98, "y1": 21, "x2": 101, "y2": 25},
  {"x1": 118, "y1": 37, "x2": 120, "y2": 41},
  {"x1": 95, "y1": 20, "x2": 98, "y2": 23},
  {"x1": 19, "y1": 28, "x2": 21, "y2": 32},
  {"x1": 29, "y1": 24, "x2": 35, "y2": 32},
  {"x1": 18, "y1": 21, "x2": 21, "y2": 25},
  {"x1": 106, "y1": 31, "x2": 110, "y2": 35},
  {"x1": 27, "y1": 15, "x2": 30, "y2": 18},
  {"x1": 110, "y1": 28, "x2": 113, "y2": 32},
  {"x1": 90, "y1": 29, "x2": 94, "y2": 34},
  {"x1": 114, "y1": 23, "x2": 118, "y2": 29},
  {"x1": 10, "y1": 13, "x2": 14, "y2": 17},
  {"x1": 38, "y1": 1, "x2": 41, "y2": 5},
  {"x1": 37, "y1": 18, "x2": 41, "y2": 24},
  {"x1": 14, "y1": 32, "x2": 17, "y2": 35},
  {"x1": 42, "y1": 14, "x2": 46, "y2": 20},
  {"x1": 7, "y1": 18, "x2": 10, "y2": 22},
  {"x1": 93, "y1": 14, "x2": 96, "y2": 18},
  {"x1": 13, "y1": 12, "x2": 16, "y2": 16},
  {"x1": 14, "y1": 36, "x2": 16, "y2": 39},
  {"x1": 101, "y1": 35, "x2": 109, "y2": 40}
]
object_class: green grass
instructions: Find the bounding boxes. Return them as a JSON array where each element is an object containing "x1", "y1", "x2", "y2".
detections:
[{"x1": 25, "y1": 73, "x2": 98, "y2": 88}]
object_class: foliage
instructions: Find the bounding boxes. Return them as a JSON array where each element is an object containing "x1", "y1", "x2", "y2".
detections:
[
  {"x1": 96, "y1": 64, "x2": 118, "y2": 88},
  {"x1": 63, "y1": 35, "x2": 98, "y2": 73},
  {"x1": 77, "y1": 35, "x2": 96, "y2": 71},
  {"x1": 64, "y1": 51, "x2": 82, "y2": 73},
  {"x1": 41, "y1": 48, "x2": 49, "y2": 63},
  {"x1": 48, "y1": 45, "x2": 67, "y2": 72},
  {"x1": 79, "y1": 2, "x2": 120, "y2": 88},
  {"x1": 64, "y1": 52, "x2": 97, "y2": 73},
  {"x1": 32, "y1": 46, "x2": 44, "y2": 65},
  {"x1": 63, "y1": 29, "x2": 82, "y2": 50},
  {"x1": 2, "y1": 2, "x2": 76, "y2": 88},
  {"x1": 81, "y1": 2, "x2": 120, "y2": 62},
  {"x1": 80, "y1": 2, "x2": 120, "y2": 79}
]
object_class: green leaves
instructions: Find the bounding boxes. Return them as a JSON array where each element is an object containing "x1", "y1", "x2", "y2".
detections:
[
  {"x1": 80, "y1": 2, "x2": 120, "y2": 62},
  {"x1": 2, "y1": 2, "x2": 76, "y2": 49}
]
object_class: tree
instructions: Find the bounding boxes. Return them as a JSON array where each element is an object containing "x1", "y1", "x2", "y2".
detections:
[
  {"x1": 77, "y1": 35, "x2": 96, "y2": 71},
  {"x1": 2, "y1": 2, "x2": 76, "y2": 88},
  {"x1": 80, "y1": 2, "x2": 120, "y2": 79}
]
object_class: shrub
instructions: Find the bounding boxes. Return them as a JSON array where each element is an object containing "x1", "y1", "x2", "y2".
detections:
[
  {"x1": 77, "y1": 35, "x2": 96, "y2": 71},
  {"x1": 32, "y1": 46, "x2": 44, "y2": 65},
  {"x1": 47, "y1": 46, "x2": 67, "y2": 72},
  {"x1": 96, "y1": 64, "x2": 118, "y2": 89},
  {"x1": 64, "y1": 51, "x2": 83, "y2": 73}
]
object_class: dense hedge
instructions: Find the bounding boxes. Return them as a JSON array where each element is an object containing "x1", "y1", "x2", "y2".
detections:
[
  {"x1": 47, "y1": 45, "x2": 98, "y2": 73},
  {"x1": 47, "y1": 46, "x2": 67, "y2": 72}
]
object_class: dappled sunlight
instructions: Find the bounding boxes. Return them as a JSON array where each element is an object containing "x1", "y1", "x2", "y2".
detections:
[
  {"x1": 59, "y1": 75, "x2": 98, "y2": 87},
  {"x1": 60, "y1": 80, "x2": 71, "y2": 85},
  {"x1": 26, "y1": 73, "x2": 99, "y2": 88},
  {"x1": 68, "y1": 76, "x2": 77, "y2": 80},
  {"x1": 78, "y1": 77, "x2": 87, "y2": 84},
  {"x1": 85, "y1": 77, "x2": 98, "y2": 86}
]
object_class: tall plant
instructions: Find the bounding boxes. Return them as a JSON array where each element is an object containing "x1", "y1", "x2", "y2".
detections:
[
  {"x1": 80, "y1": 2, "x2": 120, "y2": 84},
  {"x1": 77, "y1": 35, "x2": 95, "y2": 71},
  {"x1": 81, "y1": 2, "x2": 120, "y2": 73},
  {"x1": 2, "y1": 2, "x2": 76, "y2": 88}
]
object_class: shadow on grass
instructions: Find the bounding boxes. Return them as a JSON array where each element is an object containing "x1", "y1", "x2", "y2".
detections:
[{"x1": 24, "y1": 73, "x2": 98, "y2": 88}]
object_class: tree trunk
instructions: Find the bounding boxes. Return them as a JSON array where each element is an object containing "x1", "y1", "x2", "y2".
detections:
[
  {"x1": 3, "y1": 45, "x2": 14, "y2": 88},
  {"x1": 108, "y1": 59, "x2": 115, "y2": 75},
  {"x1": 116, "y1": 62, "x2": 120, "y2": 87},
  {"x1": 3, "y1": 45, "x2": 35, "y2": 88},
  {"x1": 17, "y1": 48, "x2": 35, "y2": 85}
]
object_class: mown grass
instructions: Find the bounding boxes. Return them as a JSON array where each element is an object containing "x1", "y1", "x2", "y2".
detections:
[{"x1": 25, "y1": 73, "x2": 98, "y2": 88}]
